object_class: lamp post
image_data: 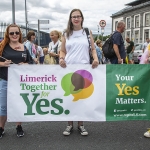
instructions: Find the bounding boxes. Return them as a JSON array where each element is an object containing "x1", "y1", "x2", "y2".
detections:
[
  {"x1": 97, "y1": 25, "x2": 99, "y2": 40},
  {"x1": 12, "y1": 0, "x2": 15, "y2": 24},
  {"x1": 25, "y1": 0, "x2": 28, "y2": 36},
  {"x1": 101, "y1": 27, "x2": 104, "y2": 43}
]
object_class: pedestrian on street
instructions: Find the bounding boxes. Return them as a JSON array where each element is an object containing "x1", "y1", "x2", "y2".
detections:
[
  {"x1": 48, "y1": 30, "x2": 62, "y2": 64},
  {"x1": 110, "y1": 21, "x2": 126, "y2": 64},
  {"x1": 24, "y1": 31, "x2": 38, "y2": 64},
  {"x1": 126, "y1": 37, "x2": 134, "y2": 64},
  {"x1": 142, "y1": 38, "x2": 149, "y2": 53},
  {"x1": 59, "y1": 8, "x2": 98, "y2": 136}
]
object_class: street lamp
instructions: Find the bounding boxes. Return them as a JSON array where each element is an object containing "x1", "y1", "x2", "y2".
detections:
[
  {"x1": 101, "y1": 27, "x2": 104, "y2": 42},
  {"x1": 12, "y1": 0, "x2": 15, "y2": 24},
  {"x1": 97, "y1": 25, "x2": 99, "y2": 40},
  {"x1": 25, "y1": 0, "x2": 28, "y2": 36}
]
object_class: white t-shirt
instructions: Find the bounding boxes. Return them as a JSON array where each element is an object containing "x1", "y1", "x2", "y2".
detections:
[
  {"x1": 37, "y1": 46, "x2": 44, "y2": 57},
  {"x1": 65, "y1": 29, "x2": 90, "y2": 64}
]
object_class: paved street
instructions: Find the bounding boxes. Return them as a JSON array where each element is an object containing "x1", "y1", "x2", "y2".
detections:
[{"x1": 0, "y1": 120, "x2": 150, "y2": 150}]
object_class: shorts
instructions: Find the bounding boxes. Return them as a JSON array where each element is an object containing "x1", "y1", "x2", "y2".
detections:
[
  {"x1": 127, "y1": 53, "x2": 133, "y2": 61},
  {"x1": 0, "y1": 79, "x2": 7, "y2": 116}
]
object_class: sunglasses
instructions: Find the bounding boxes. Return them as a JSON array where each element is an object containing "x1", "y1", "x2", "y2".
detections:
[{"x1": 9, "y1": 31, "x2": 20, "y2": 35}]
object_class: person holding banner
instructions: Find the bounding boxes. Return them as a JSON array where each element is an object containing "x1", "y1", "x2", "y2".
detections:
[
  {"x1": 59, "y1": 8, "x2": 99, "y2": 136},
  {"x1": 0, "y1": 24, "x2": 32, "y2": 138}
]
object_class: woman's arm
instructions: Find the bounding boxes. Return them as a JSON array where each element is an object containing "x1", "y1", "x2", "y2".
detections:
[
  {"x1": 90, "y1": 30, "x2": 99, "y2": 68},
  {"x1": 59, "y1": 36, "x2": 66, "y2": 68}
]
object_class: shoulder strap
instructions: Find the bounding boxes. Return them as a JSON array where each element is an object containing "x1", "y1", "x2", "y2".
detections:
[
  {"x1": 84, "y1": 28, "x2": 91, "y2": 51},
  {"x1": 24, "y1": 45, "x2": 26, "y2": 51}
]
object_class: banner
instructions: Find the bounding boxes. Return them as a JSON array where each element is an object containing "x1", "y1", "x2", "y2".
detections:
[
  {"x1": 7, "y1": 64, "x2": 150, "y2": 122},
  {"x1": 7, "y1": 65, "x2": 106, "y2": 122}
]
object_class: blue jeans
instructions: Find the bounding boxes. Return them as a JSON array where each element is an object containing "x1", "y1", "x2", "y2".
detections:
[
  {"x1": 0, "y1": 79, "x2": 7, "y2": 116},
  {"x1": 110, "y1": 57, "x2": 118, "y2": 64}
]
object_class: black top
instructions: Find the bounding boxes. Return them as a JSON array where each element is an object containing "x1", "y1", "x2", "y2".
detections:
[
  {"x1": 127, "y1": 41, "x2": 134, "y2": 54},
  {"x1": 0, "y1": 44, "x2": 32, "y2": 81},
  {"x1": 111, "y1": 31, "x2": 126, "y2": 60}
]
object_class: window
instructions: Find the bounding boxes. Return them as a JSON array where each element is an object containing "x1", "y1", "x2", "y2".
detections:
[
  {"x1": 145, "y1": 30, "x2": 149, "y2": 39},
  {"x1": 127, "y1": 18, "x2": 130, "y2": 29},
  {"x1": 115, "y1": 21, "x2": 118, "y2": 30},
  {"x1": 135, "y1": 31, "x2": 139, "y2": 43},
  {"x1": 135, "y1": 16, "x2": 139, "y2": 28},
  {"x1": 134, "y1": 44, "x2": 142, "y2": 51},
  {"x1": 126, "y1": 31, "x2": 130, "y2": 38},
  {"x1": 145, "y1": 13, "x2": 150, "y2": 26}
]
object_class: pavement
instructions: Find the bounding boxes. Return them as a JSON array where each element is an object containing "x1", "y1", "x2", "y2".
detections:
[{"x1": 1, "y1": 121, "x2": 150, "y2": 150}]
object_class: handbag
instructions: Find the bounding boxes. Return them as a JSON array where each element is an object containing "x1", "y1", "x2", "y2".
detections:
[{"x1": 44, "y1": 54, "x2": 56, "y2": 64}]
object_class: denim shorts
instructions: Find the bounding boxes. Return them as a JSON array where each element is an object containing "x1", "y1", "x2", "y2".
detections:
[{"x1": 0, "y1": 79, "x2": 7, "y2": 116}]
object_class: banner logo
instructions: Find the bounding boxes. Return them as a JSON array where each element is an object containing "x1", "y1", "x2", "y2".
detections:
[{"x1": 61, "y1": 70, "x2": 94, "y2": 101}]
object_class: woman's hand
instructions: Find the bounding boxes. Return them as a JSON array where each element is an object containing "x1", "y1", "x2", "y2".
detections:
[
  {"x1": 1, "y1": 60, "x2": 12, "y2": 67},
  {"x1": 92, "y1": 59, "x2": 99, "y2": 68},
  {"x1": 33, "y1": 58, "x2": 38, "y2": 64},
  {"x1": 59, "y1": 58, "x2": 66, "y2": 68}
]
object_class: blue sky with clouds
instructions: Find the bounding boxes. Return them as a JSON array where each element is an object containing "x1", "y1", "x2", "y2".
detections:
[{"x1": 0, "y1": 0, "x2": 133, "y2": 35}]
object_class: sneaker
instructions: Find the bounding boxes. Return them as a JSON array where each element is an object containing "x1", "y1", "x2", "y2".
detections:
[
  {"x1": 63, "y1": 125, "x2": 73, "y2": 136},
  {"x1": 16, "y1": 125, "x2": 24, "y2": 137},
  {"x1": 0, "y1": 127, "x2": 4, "y2": 138},
  {"x1": 144, "y1": 128, "x2": 150, "y2": 137},
  {"x1": 78, "y1": 125, "x2": 88, "y2": 136}
]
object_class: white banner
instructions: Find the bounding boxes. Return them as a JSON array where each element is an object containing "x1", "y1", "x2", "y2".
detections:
[{"x1": 7, "y1": 65, "x2": 106, "y2": 122}]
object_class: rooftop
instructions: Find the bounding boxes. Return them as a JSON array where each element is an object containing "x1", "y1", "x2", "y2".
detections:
[
  {"x1": 112, "y1": 0, "x2": 150, "y2": 17},
  {"x1": 125, "y1": 0, "x2": 150, "y2": 6}
]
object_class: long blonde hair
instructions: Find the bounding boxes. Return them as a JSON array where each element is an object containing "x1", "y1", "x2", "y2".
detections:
[{"x1": 0, "y1": 24, "x2": 22, "y2": 56}]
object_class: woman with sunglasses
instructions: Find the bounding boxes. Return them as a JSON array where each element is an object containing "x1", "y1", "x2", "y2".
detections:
[
  {"x1": 0, "y1": 24, "x2": 32, "y2": 138},
  {"x1": 59, "y1": 9, "x2": 99, "y2": 136}
]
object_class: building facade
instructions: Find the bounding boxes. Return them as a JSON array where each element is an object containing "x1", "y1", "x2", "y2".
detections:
[{"x1": 111, "y1": 0, "x2": 150, "y2": 43}]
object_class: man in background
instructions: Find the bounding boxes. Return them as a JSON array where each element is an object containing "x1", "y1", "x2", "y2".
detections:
[
  {"x1": 142, "y1": 38, "x2": 149, "y2": 53},
  {"x1": 126, "y1": 37, "x2": 134, "y2": 64}
]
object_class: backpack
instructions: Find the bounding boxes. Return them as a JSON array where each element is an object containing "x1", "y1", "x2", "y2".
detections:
[
  {"x1": 84, "y1": 28, "x2": 94, "y2": 64},
  {"x1": 102, "y1": 32, "x2": 117, "y2": 59}
]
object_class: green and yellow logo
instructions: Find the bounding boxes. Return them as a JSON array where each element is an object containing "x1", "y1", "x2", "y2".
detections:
[{"x1": 61, "y1": 70, "x2": 94, "y2": 101}]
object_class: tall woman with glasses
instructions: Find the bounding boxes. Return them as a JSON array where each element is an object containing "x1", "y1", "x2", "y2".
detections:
[
  {"x1": 0, "y1": 24, "x2": 32, "y2": 138},
  {"x1": 59, "y1": 9, "x2": 99, "y2": 136}
]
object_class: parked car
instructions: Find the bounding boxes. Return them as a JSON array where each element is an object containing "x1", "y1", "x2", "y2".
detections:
[{"x1": 133, "y1": 43, "x2": 143, "y2": 63}]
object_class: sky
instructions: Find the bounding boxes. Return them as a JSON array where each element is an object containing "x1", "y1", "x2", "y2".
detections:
[{"x1": 0, "y1": 0, "x2": 134, "y2": 35}]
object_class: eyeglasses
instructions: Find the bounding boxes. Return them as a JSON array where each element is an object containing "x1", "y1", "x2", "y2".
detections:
[
  {"x1": 9, "y1": 31, "x2": 20, "y2": 35},
  {"x1": 71, "y1": 15, "x2": 82, "y2": 19}
]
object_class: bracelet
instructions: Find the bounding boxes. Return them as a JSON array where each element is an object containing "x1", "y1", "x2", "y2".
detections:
[{"x1": 59, "y1": 57, "x2": 64, "y2": 60}]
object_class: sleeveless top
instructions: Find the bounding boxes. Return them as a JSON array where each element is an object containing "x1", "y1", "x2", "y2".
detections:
[{"x1": 65, "y1": 29, "x2": 90, "y2": 64}]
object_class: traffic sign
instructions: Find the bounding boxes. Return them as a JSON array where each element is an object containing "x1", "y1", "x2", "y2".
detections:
[
  {"x1": 99, "y1": 20, "x2": 106, "y2": 27},
  {"x1": 39, "y1": 20, "x2": 49, "y2": 24},
  {"x1": 40, "y1": 28, "x2": 49, "y2": 30}
]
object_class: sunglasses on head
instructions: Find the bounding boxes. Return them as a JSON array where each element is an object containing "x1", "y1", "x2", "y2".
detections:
[{"x1": 9, "y1": 31, "x2": 20, "y2": 35}]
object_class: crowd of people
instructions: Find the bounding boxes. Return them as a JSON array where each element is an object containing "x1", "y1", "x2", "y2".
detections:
[{"x1": 0, "y1": 8, "x2": 150, "y2": 139}]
